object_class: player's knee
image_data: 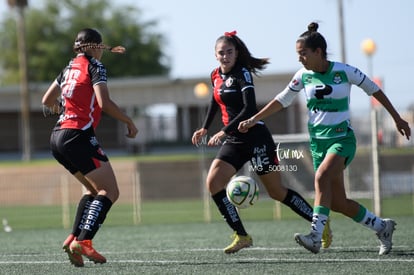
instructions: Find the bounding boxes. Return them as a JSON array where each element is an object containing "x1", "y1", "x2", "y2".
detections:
[
  {"x1": 314, "y1": 170, "x2": 331, "y2": 188},
  {"x1": 98, "y1": 187, "x2": 119, "y2": 203},
  {"x1": 110, "y1": 188, "x2": 120, "y2": 202}
]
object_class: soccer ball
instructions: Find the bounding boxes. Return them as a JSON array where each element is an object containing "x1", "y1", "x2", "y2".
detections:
[{"x1": 226, "y1": 175, "x2": 259, "y2": 209}]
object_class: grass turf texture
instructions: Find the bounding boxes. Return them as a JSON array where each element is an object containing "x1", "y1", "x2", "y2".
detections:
[
  {"x1": 0, "y1": 217, "x2": 413, "y2": 274},
  {"x1": 1, "y1": 195, "x2": 413, "y2": 229},
  {"x1": 0, "y1": 198, "x2": 413, "y2": 274}
]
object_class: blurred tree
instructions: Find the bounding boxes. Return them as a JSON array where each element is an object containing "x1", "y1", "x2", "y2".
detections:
[{"x1": 0, "y1": 0, "x2": 170, "y2": 85}]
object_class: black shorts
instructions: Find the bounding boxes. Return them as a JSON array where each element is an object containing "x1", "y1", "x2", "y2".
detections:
[
  {"x1": 50, "y1": 127, "x2": 108, "y2": 175},
  {"x1": 216, "y1": 124, "x2": 278, "y2": 175}
]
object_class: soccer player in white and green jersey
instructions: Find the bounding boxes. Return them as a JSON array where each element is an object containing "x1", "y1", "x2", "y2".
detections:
[{"x1": 238, "y1": 22, "x2": 411, "y2": 255}]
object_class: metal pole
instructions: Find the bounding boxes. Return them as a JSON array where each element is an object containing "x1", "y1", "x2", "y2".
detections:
[
  {"x1": 199, "y1": 106, "x2": 211, "y2": 223},
  {"x1": 367, "y1": 54, "x2": 381, "y2": 216},
  {"x1": 194, "y1": 83, "x2": 211, "y2": 222},
  {"x1": 337, "y1": 0, "x2": 352, "y2": 194},
  {"x1": 10, "y1": 0, "x2": 31, "y2": 161},
  {"x1": 337, "y1": 0, "x2": 347, "y2": 63},
  {"x1": 371, "y1": 105, "x2": 381, "y2": 216}
]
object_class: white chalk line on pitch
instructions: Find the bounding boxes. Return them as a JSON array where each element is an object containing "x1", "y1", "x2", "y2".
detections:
[
  {"x1": 148, "y1": 245, "x2": 411, "y2": 252},
  {"x1": 1, "y1": 245, "x2": 410, "y2": 256},
  {"x1": 0, "y1": 257, "x2": 414, "y2": 265},
  {"x1": 0, "y1": 245, "x2": 413, "y2": 265}
]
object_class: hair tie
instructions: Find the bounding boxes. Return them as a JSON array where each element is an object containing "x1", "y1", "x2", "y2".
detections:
[
  {"x1": 224, "y1": 30, "x2": 237, "y2": 37},
  {"x1": 108, "y1": 45, "x2": 126, "y2": 53}
]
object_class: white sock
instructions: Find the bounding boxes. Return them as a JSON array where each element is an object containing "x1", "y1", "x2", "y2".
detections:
[
  {"x1": 359, "y1": 209, "x2": 384, "y2": 232},
  {"x1": 310, "y1": 213, "x2": 328, "y2": 240}
]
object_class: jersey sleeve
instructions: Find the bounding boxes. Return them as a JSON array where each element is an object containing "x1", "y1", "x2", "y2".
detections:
[
  {"x1": 88, "y1": 57, "x2": 108, "y2": 86},
  {"x1": 201, "y1": 95, "x2": 219, "y2": 130},
  {"x1": 345, "y1": 64, "x2": 380, "y2": 96},
  {"x1": 222, "y1": 85, "x2": 256, "y2": 133},
  {"x1": 55, "y1": 67, "x2": 67, "y2": 86},
  {"x1": 222, "y1": 69, "x2": 257, "y2": 133},
  {"x1": 201, "y1": 72, "x2": 219, "y2": 130},
  {"x1": 275, "y1": 69, "x2": 303, "y2": 107}
]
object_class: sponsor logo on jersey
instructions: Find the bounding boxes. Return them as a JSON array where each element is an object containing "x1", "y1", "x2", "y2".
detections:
[
  {"x1": 291, "y1": 79, "x2": 300, "y2": 87},
  {"x1": 89, "y1": 136, "x2": 99, "y2": 146},
  {"x1": 243, "y1": 70, "x2": 252, "y2": 83}
]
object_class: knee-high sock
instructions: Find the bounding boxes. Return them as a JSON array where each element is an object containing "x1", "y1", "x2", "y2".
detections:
[
  {"x1": 282, "y1": 189, "x2": 313, "y2": 222},
  {"x1": 77, "y1": 195, "x2": 113, "y2": 241},
  {"x1": 72, "y1": 194, "x2": 94, "y2": 237},
  {"x1": 212, "y1": 189, "x2": 247, "y2": 236}
]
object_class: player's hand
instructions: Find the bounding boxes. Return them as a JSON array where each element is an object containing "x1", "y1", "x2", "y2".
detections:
[
  {"x1": 192, "y1": 128, "x2": 207, "y2": 146},
  {"x1": 42, "y1": 101, "x2": 63, "y2": 117},
  {"x1": 207, "y1": 131, "x2": 226, "y2": 146},
  {"x1": 395, "y1": 118, "x2": 411, "y2": 140},
  {"x1": 238, "y1": 118, "x2": 255, "y2": 133},
  {"x1": 126, "y1": 122, "x2": 138, "y2": 138}
]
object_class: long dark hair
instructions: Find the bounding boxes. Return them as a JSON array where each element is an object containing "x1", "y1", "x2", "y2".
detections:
[
  {"x1": 72, "y1": 28, "x2": 126, "y2": 54},
  {"x1": 215, "y1": 31, "x2": 269, "y2": 75},
  {"x1": 297, "y1": 22, "x2": 328, "y2": 59},
  {"x1": 73, "y1": 28, "x2": 103, "y2": 53}
]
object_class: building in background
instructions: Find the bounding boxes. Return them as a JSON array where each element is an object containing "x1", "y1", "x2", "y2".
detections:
[{"x1": 0, "y1": 74, "x2": 412, "y2": 155}]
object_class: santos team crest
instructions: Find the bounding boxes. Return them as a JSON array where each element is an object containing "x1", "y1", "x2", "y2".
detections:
[{"x1": 333, "y1": 73, "x2": 343, "y2": 84}]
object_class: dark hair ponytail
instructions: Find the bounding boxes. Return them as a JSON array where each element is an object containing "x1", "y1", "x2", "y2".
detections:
[
  {"x1": 307, "y1": 22, "x2": 319, "y2": 33},
  {"x1": 73, "y1": 28, "x2": 103, "y2": 53},
  {"x1": 216, "y1": 31, "x2": 269, "y2": 75},
  {"x1": 297, "y1": 22, "x2": 328, "y2": 59}
]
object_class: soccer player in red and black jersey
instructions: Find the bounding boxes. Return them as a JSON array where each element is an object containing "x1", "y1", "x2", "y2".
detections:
[
  {"x1": 191, "y1": 31, "x2": 332, "y2": 254},
  {"x1": 42, "y1": 28, "x2": 138, "y2": 267}
]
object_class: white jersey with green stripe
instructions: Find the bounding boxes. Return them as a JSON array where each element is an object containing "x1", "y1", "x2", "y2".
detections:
[{"x1": 275, "y1": 61, "x2": 380, "y2": 139}]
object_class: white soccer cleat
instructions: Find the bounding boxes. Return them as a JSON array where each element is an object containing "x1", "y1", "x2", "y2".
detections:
[
  {"x1": 376, "y1": 218, "x2": 396, "y2": 255},
  {"x1": 294, "y1": 232, "x2": 321, "y2": 254}
]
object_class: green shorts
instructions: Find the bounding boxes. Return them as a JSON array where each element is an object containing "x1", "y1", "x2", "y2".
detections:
[{"x1": 310, "y1": 129, "x2": 356, "y2": 171}]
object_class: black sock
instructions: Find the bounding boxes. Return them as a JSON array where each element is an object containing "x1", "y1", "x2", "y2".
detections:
[
  {"x1": 212, "y1": 189, "x2": 247, "y2": 236},
  {"x1": 282, "y1": 189, "x2": 313, "y2": 222},
  {"x1": 72, "y1": 194, "x2": 94, "y2": 237},
  {"x1": 77, "y1": 195, "x2": 113, "y2": 241}
]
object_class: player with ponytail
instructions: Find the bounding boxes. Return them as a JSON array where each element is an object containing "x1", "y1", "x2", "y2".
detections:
[
  {"x1": 42, "y1": 28, "x2": 138, "y2": 267},
  {"x1": 192, "y1": 30, "x2": 332, "y2": 254},
  {"x1": 239, "y1": 22, "x2": 411, "y2": 255}
]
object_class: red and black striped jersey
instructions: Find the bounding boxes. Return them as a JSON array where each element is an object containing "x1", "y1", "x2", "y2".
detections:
[
  {"x1": 54, "y1": 53, "x2": 107, "y2": 130},
  {"x1": 202, "y1": 66, "x2": 259, "y2": 135}
]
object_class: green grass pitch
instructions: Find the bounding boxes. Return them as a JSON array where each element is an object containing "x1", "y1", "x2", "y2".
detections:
[{"x1": 0, "y1": 198, "x2": 413, "y2": 274}]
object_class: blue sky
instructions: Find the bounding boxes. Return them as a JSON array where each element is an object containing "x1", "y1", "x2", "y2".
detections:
[{"x1": 1, "y1": 0, "x2": 412, "y2": 112}]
